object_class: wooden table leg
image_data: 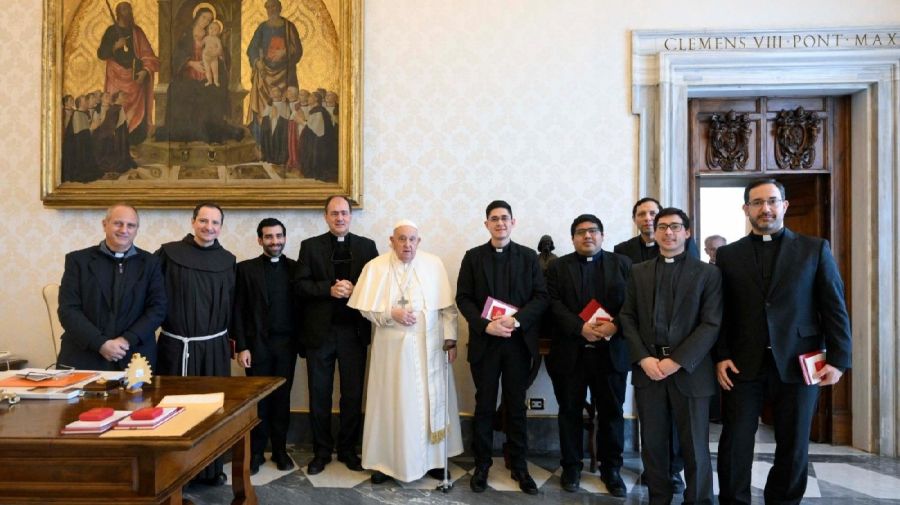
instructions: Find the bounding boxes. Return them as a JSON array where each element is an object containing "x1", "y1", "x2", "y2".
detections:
[{"x1": 230, "y1": 432, "x2": 257, "y2": 505}]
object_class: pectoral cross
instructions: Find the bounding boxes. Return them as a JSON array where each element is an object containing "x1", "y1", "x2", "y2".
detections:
[{"x1": 397, "y1": 294, "x2": 409, "y2": 308}]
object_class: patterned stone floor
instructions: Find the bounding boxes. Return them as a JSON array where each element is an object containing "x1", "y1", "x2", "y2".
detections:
[{"x1": 184, "y1": 425, "x2": 900, "y2": 504}]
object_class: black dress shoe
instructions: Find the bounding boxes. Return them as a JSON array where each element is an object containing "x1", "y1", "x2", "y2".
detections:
[
  {"x1": 601, "y1": 469, "x2": 627, "y2": 497},
  {"x1": 470, "y1": 465, "x2": 489, "y2": 493},
  {"x1": 671, "y1": 472, "x2": 685, "y2": 493},
  {"x1": 250, "y1": 453, "x2": 265, "y2": 475},
  {"x1": 560, "y1": 466, "x2": 580, "y2": 492},
  {"x1": 306, "y1": 455, "x2": 331, "y2": 475},
  {"x1": 337, "y1": 453, "x2": 364, "y2": 471},
  {"x1": 193, "y1": 471, "x2": 227, "y2": 486},
  {"x1": 272, "y1": 452, "x2": 295, "y2": 472},
  {"x1": 510, "y1": 469, "x2": 538, "y2": 495},
  {"x1": 370, "y1": 471, "x2": 390, "y2": 484},
  {"x1": 427, "y1": 468, "x2": 451, "y2": 480}
]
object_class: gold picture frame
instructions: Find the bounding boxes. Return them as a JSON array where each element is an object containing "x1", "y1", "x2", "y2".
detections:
[{"x1": 41, "y1": 0, "x2": 363, "y2": 208}]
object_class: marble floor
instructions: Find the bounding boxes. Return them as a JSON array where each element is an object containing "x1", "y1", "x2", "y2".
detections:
[{"x1": 184, "y1": 425, "x2": 900, "y2": 504}]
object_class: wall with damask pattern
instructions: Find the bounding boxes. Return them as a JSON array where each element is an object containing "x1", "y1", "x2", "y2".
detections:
[{"x1": 1, "y1": 1, "x2": 895, "y2": 414}]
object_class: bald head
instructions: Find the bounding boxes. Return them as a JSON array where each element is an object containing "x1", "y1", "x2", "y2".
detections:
[
  {"x1": 102, "y1": 204, "x2": 139, "y2": 252},
  {"x1": 106, "y1": 203, "x2": 139, "y2": 222}
]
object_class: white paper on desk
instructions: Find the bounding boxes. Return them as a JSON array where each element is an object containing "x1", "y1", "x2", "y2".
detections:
[{"x1": 159, "y1": 392, "x2": 224, "y2": 408}]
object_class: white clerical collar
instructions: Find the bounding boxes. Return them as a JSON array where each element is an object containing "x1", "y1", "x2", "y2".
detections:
[
  {"x1": 644, "y1": 240, "x2": 656, "y2": 247},
  {"x1": 269, "y1": 256, "x2": 280, "y2": 262},
  {"x1": 113, "y1": 252, "x2": 125, "y2": 258},
  {"x1": 762, "y1": 234, "x2": 772, "y2": 242},
  {"x1": 586, "y1": 256, "x2": 593, "y2": 262},
  {"x1": 336, "y1": 236, "x2": 346, "y2": 242},
  {"x1": 664, "y1": 257, "x2": 675, "y2": 263}
]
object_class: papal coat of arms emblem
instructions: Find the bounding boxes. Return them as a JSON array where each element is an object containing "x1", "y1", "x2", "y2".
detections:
[
  {"x1": 706, "y1": 110, "x2": 752, "y2": 172},
  {"x1": 774, "y1": 107, "x2": 821, "y2": 170}
]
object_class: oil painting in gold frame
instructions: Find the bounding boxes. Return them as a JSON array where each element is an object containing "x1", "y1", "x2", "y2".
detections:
[{"x1": 41, "y1": 0, "x2": 363, "y2": 208}]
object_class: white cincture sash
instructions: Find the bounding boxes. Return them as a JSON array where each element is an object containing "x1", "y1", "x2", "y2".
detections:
[{"x1": 160, "y1": 329, "x2": 228, "y2": 376}]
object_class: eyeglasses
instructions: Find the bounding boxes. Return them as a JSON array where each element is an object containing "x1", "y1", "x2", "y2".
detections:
[
  {"x1": 488, "y1": 215, "x2": 511, "y2": 223},
  {"x1": 16, "y1": 364, "x2": 74, "y2": 382},
  {"x1": 655, "y1": 223, "x2": 685, "y2": 232},
  {"x1": 747, "y1": 198, "x2": 783, "y2": 209},
  {"x1": 574, "y1": 227, "x2": 601, "y2": 237}
]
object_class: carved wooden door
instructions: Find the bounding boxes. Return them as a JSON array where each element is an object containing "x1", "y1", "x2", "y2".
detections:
[{"x1": 689, "y1": 95, "x2": 852, "y2": 445}]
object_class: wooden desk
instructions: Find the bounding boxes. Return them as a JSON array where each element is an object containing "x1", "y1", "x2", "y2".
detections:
[{"x1": 0, "y1": 376, "x2": 282, "y2": 505}]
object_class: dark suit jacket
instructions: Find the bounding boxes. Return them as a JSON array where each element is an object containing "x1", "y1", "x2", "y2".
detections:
[
  {"x1": 715, "y1": 228, "x2": 852, "y2": 383},
  {"x1": 294, "y1": 232, "x2": 377, "y2": 349},
  {"x1": 456, "y1": 241, "x2": 549, "y2": 364},
  {"x1": 545, "y1": 250, "x2": 632, "y2": 375},
  {"x1": 620, "y1": 255, "x2": 723, "y2": 397},
  {"x1": 232, "y1": 255, "x2": 302, "y2": 360},
  {"x1": 57, "y1": 244, "x2": 167, "y2": 370},
  {"x1": 613, "y1": 234, "x2": 700, "y2": 264}
]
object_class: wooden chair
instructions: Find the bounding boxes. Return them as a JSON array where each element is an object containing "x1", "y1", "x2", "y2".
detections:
[{"x1": 41, "y1": 284, "x2": 63, "y2": 359}]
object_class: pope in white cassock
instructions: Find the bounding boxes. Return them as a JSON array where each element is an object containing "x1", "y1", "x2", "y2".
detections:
[{"x1": 347, "y1": 220, "x2": 463, "y2": 483}]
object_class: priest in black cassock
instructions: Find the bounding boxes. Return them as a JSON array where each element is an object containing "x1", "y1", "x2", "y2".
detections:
[
  {"x1": 155, "y1": 202, "x2": 236, "y2": 486},
  {"x1": 233, "y1": 218, "x2": 300, "y2": 474},
  {"x1": 613, "y1": 196, "x2": 698, "y2": 493}
]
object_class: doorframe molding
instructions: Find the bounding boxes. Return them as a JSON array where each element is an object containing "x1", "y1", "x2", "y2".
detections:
[{"x1": 632, "y1": 30, "x2": 900, "y2": 456}]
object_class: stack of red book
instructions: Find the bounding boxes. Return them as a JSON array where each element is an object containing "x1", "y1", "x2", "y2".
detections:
[{"x1": 61, "y1": 408, "x2": 130, "y2": 435}]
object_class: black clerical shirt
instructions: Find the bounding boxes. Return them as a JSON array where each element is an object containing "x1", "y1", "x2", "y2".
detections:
[
  {"x1": 638, "y1": 237, "x2": 659, "y2": 263},
  {"x1": 331, "y1": 234, "x2": 355, "y2": 323},
  {"x1": 575, "y1": 251, "x2": 603, "y2": 308},
  {"x1": 264, "y1": 257, "x2": 294, "y2": 337},
  {"x1": 652, "y1": 251, "x2": 688, "y2": 346},
  {"x1": 749, "y1": 228, "x2": 785, "y2": 294},
  {"x1": 492, "y1": 244, "x2": 512, "y2": 303},
  {"x1": 99, "y1": 241, "x2": 137, "y2": 339}
]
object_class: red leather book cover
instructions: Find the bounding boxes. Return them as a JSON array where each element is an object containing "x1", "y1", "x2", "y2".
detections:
[
  {"x1": 798, "y1": 350, "x2": 826, "y2": 385},
  {"x1": 78, "y1": 407, "x2": 115, "y2": 422},
  {"x1": 131, "y1": 407, "x2": 164, "y2": 420}
]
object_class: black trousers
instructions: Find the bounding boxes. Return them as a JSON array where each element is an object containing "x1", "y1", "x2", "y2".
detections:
[
  {"x1": 305, "y1": 323, "x2": 367, "y2": 459},
  {"x1": 470, "y1": 337, "x2": 531, "y2": 472},
  {"x1": 550, "y1": 347, "x2": 626, "y2": 473},
  {"x1": 635, "y1": 378, "x2": 713, "y2": 505},
  {"x1": 246, "y1": 335, "x2": 297, "y2": 457},
  {"x1": 717, "y1": 352, "x2": 820, "y2": 505}
]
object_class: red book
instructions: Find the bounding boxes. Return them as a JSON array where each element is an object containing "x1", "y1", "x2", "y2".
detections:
[
  {"x1": 579, "y1": 299, "x2": 613, "y2": 323},
  {"x1": 131, "y1": 407, "x2": 164, "y2": 421},
  {"x1": 481, "y1": 296, "x2": 519, "y2": 320},
  {"x1": 115, "y1": 407, "x2": 184, "y2": 430},
  {"x1": 61, "y1": 410, "x2": 131, "y2": 435},
  {"x1": 798, "y1": 350, "x2": 826, "y2": 385},
  {"x1": 78, "y1": 407, "x2": 114, "y2": 422}
]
